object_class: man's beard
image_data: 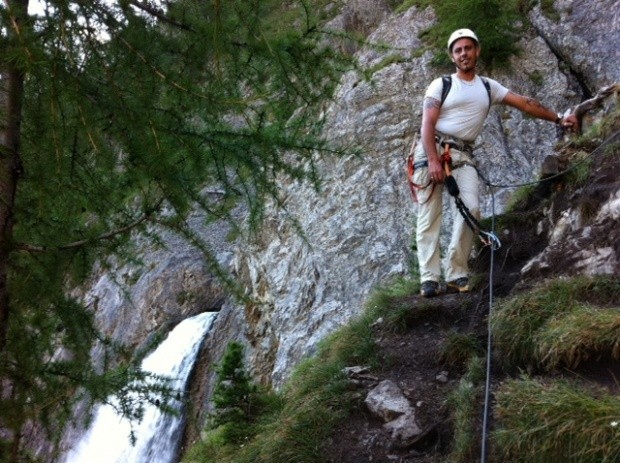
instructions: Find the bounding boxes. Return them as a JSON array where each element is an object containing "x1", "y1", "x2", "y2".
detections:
[{"x1": 455, "y1": 57, "x2": 477, "y2": 73}]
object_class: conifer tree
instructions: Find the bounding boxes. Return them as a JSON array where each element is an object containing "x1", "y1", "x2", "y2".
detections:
[
  {"x1": 0, "y1": 0, "x2": 351, "y2": 459},
  {"x1": 210, "y1": 342, "x2": 256, "y2": 431}
]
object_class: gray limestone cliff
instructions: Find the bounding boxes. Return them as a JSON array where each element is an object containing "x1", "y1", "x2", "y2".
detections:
[
  {"x1": 50, "y1": 1, "x2": 620, "y2": 460},
  {"x1": 180, "y1": 0, "x2": 620, "y2": 450},
  {"x1": 204, "y1": 0, "x2": 618, "y2": 388}
]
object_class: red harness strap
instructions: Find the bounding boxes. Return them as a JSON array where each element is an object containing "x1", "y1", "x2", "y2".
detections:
[
  {"x1": 406, "y1": 143, "x2": 453, "y2": 204},
  {"x1": 406, "y1": 153, "x2": 435, "y2": 204}
]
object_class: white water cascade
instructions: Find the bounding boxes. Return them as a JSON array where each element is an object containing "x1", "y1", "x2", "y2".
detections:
[{"x1": 63, "y1": 311, "x2": 217, "y2": 463}]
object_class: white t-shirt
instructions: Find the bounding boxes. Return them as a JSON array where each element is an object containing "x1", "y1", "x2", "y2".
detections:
[{"x1": 425, "y1": 74, "x2": 509, "y2": 142}]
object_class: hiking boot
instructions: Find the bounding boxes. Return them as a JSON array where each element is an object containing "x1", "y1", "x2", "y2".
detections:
[
  {"x1": 447, "y1": 277, "x2": 470, "y2": 293},
  {"x1": 420, "y1": 280, "x2": 439, "y2": 298}
]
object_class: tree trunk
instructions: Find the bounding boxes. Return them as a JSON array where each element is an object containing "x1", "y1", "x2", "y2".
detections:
[{"x1": 0, "y1": 0, "x2": 27, "y2": 354}]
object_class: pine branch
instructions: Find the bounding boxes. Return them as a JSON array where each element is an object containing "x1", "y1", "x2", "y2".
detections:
[
  {"x1": 129, "y1": 0, "x2": 192, "y2": 31},
  {"x1": 16, "y1": 201, "x2": 163, "y2": 253}
]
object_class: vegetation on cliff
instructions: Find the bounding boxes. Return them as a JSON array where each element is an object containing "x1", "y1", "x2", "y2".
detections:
[
  {"x1": 0, "y1": 1, "x2": 351, "y2": 460},
  {"x1": 183, "y1": 275, "x2": 620, "y2": 462},
  {"x1": 183, "y1": 109, "x2": 620, "y2": 462}
]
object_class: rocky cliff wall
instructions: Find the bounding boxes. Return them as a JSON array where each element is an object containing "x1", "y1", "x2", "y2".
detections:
[
  {"x1": 180, "y1": 2, "x2": 620, "y2": 446},
  {"x1": 53, "y1": 1, "x2": 620, "y2": 459},
  {"x1": 205, "y1": 0, "x2": 619, "y2": 393}
]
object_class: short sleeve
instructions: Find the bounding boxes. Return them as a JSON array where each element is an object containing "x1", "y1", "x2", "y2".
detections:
[
  {"x1": 486, "y1": 78, "x2": 510, "y2": 105},
  {"x1": 424, "y1": 77, "x2": 444, "y2": 102}
]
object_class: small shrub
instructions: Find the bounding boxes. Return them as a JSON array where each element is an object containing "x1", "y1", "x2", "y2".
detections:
[
  {"x1": 208, "y1": 342, "x2": 259, "y2": 441},
  {"x1": 440, "y1": 332, "x2": 483, "y2": 371}
]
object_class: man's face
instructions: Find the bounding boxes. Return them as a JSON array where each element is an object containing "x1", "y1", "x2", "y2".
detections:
[{"x1": 450, "y1": 38, "x2": 480, "y2": 72}]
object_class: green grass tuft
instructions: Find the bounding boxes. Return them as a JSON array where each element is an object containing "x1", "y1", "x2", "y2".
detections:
[
  {"x1": 446, "y1": 356, "x2": 486, "y2": 462},
  {"x1": 534, "y1": 306, "x2": 620, "y2": 370},
  {"x1": 505, "y1": 184, "x2": 537, "y2": 212},
  {"x1": 493, "y1": 377, "x2": 620, "y2": 463},
  {"x1": 440, "y1": 331, "x2": 484, "y2": 371},
  {"x1": 491, "y1": 276, "x2": 619, "y2": 370}
]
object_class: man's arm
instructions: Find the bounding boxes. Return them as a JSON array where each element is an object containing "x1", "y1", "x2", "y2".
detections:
[
  {"x1": 502, "y1": 91, "x2": 579, "y2": 130},
  {"x1": 421, "y1": 97, "x2": 445, "y2": 183}
]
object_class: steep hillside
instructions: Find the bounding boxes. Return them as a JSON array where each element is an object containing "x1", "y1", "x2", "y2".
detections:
[
  {"x1": 322, "y1": 115, "x2": 620, "y2": 462},
  {"x1": 182, "y1": 109, "x2": 620, "y2": 462},
  {"x1": 42, "y1": 1, "x2": 620, "y2": 462},
  {"x1": 182, "y1": 1, "x2": 620, "y2": 448}
]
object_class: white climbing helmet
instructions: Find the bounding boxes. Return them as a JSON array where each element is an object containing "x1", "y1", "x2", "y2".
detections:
[{"x1": 447, "y1": 28, "x2": 479, "y2": 52}]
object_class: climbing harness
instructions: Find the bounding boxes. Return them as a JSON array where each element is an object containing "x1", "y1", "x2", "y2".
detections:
[
  {"x1": 406, "y1": 156, "x2": 435, "y2": 204},
  {"x1": 405, "y1": 138, "x2": 501, "y2": 249},
  {"x1": 407, "y1": 74, "x2": 491, "y2": 204},
  {"x1": 442, "y1": 144, "x2": 502, "y2": 250}
]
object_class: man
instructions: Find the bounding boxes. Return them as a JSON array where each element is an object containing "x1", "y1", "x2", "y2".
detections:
[{"x1": 412, "y1": 28, "x2": 578, "y2": 298}]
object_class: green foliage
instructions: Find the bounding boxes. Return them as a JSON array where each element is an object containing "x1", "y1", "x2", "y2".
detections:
[
  {"x1": 287, "y1": 309, "x2": 380, "y2": 393},
  {"x1": 491, "y1": 275, "x2": 620, "y2": 370},
  {"x1": 527, "y1": 69, "x2": 545, "y2": 86},
  {"x1": 540, "y1": 0, "x2": 561, "y2": 21},
  {"x1": 364, "y1": 277, "x2": 434, "y2": 333},
  {"x1": 505, "y1": 183, "x2": 537, "y2": 211},
  {"x1": 183, "y1": 307, "x2": 381, "y2": 463},
  {"x1": 420, "y1": 0, "x2": 523, "y2": 69},
  {"x1": 366, "y1": 54, "x2": 408, "y2": 76},
  {"x1": 493, "y1": 377, "x2": 620, "y2": 462},
  {"x1": 209, "y1": 342, "x2": 258, "y2": 437},
  {"x1": 183, "y1": 272, "x2": 620, "y2": 463},
  {"x1": 446, "y1": 356, "x2": 485, "y2": 462},
  {"x1": 394, "y1": 0, "x2": 432, "y2": 14},
  {"x1": 554, "y1": 108, "x2": 620, "y2": 197},
  {"x1": 0, "y1": 0, "x2": 354, "y2": 457},
  {"x1": 597, "y1": 107, "x2": 620, "y2": 141},
  {"x1": 534, "y1": 306, "x2": 620, "y2": 370},
  {"x1": 366, "y1": 277, "x2": 420, "y2": 311},
  {"x1": 563, "y1": 152, "x2": 594, "y2": 189},
  {"x1": 440, "y1": 331, "x2": 484, "y2": 371}
]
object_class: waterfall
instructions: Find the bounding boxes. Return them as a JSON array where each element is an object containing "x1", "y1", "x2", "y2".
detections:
[{"x1": 63, "y1": 311, "x2": 217, "y2": 463}]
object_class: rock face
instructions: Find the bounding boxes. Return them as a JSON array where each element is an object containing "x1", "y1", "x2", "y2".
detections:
[
  {"x1": 366, "y1": 379, "x2": 414, "y2": 422},
  {"x1": 529, "y1": 0, "x2": 620, "y2": 92},
  {"x1": 184, "y1": 0, "x2": 620, "y2": 449},
  {"x1": 212, "y1": 0, "x2": 619, "y2": 392},
  {"x1": 50, "y1": 1, "x2": 620, "y2": 461}
]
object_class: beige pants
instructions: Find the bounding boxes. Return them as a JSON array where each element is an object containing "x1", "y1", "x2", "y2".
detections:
[{"x1": 412, "y1": 142, "x2": 480, "y2": 283}]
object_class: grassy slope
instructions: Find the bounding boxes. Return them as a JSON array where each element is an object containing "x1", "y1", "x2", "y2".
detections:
[
  {"x1": 183, "y1": 0, "x2": 620, "y2": 461},
  {"x1": 183, "y1": 102, "x2": 620, "y2": 462}
]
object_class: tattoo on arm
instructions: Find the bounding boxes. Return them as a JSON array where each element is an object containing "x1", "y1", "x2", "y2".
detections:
[
  {"x1": 525, "y1": 97, "x2": 545, "y2": 110},
  {"x1": 423, "y1": 97, "x2": 441, "y2": 110}
]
